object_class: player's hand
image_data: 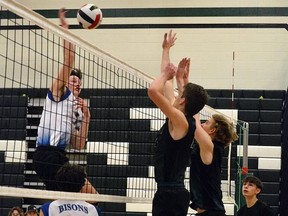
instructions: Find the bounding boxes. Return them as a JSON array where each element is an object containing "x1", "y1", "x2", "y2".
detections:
[
  {"x1": 76, "y1": 97, "x2": 90, "y2": 118},
  {"x1": 59, "y1": 8, "x2": 69, "y2": 29},
  {"x1": 162, "y1": 30, "x2": 177, "y2": 50},
  {"x1": 183, "y1": 58, "x2": 190, "y2": 84},
  {"x1": 177, "y1": 57, "x2": 190, "y2": 82},
  {"x1": 163, "y1": 63, "x2": 176, "y2": 80}
]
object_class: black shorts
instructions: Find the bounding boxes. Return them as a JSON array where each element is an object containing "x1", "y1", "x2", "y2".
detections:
[
  {"x1": 33, "y1": 146, "x2": 69, "y2": 190},
  {"x1": 152, "y1": 187, "x2": 190, "y2": 216},
  {"x1": 196, "y1": 211, "x2": 226, "y2": 216}
]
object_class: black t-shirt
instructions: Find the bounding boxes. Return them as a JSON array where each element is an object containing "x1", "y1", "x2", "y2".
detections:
[
  {"x1": 237, "y1": 199, "x2": 274, "y2": 216},
  {"x1": 189, "y1": 140, "x2": 225, "y2": 212},
  {"x1": 154, "y1": 117, "x2": 196, "y2": 186}
]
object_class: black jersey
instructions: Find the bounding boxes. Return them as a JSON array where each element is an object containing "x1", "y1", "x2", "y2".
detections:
[
  {"x1": 154, "y1": 117, "x2": 196, "y2": 187},
  {"x1": 190, "y1": 140, "x2": 225, "y2": 212},
  {"x1": 237, "y1": 200, "x2": 274, "y2": 216}
]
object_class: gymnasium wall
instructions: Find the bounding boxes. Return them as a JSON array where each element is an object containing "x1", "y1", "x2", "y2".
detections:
[{"x1": 4, "y1": 0, "x2": 287, "y2": 90}]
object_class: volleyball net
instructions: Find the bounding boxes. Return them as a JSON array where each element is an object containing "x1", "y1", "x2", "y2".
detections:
[{"x1": 0, "y1": 0, "x2": 248, "y2": 215}]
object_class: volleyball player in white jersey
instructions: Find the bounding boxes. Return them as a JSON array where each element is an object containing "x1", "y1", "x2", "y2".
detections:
[
  {"x1": 33, "y1": 8, "x2": 96, "y2": 195},
  {"x1": 40, "y1": 163, "x2": 101, "y2": 216}
]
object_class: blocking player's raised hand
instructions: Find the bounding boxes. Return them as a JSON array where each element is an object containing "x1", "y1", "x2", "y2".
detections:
[
  {"x1": 162, "y1": 63, "x2": 177, "y2": 81},
  {"x1": 59, "y1": 8, "x2": 68, "y2": 29},
  {"x1": 176, "y1": 58, "x2": 190, "y2": 94},
  {"x1": 161, "y1": 30, "x2": 177, "y2": 72},
  {"x1": 162, "y1": 30, "x2": 177, "y2": 50},
  {"x1": 161, "y1": 30, "x2": 177, "y2": 105},
  {"x1": 50, "y1": 8, "x2": 75, "y2": 101}
]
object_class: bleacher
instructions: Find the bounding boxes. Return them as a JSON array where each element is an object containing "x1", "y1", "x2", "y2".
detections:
[{"x1": 0, "y1": 95, "x2": 27, "y2": 215}]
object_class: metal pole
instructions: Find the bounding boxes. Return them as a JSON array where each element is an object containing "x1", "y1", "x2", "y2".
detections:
[{"x1": 242, "y1": 122, "x2": 249, "y2": 174}]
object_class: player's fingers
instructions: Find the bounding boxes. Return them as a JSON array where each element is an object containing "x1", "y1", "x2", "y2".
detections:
[
  {"x1": 163, "y1": 33, "x2": 167, "y2": 41},
  {"x1": 168, "y1": 30, "x2": 172, "y2": 38}
]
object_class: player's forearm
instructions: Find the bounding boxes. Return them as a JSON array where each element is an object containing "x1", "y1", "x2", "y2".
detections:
[
  {"x1": 70, "y1": 115, "x2": 90, "y2": 150},
  {"x1": 82, "y1": 115, "x2": 90, "y2": 140},
  {"x1": 162, "y1": 49, "x2": 176, "y2": 103},
  {"x1": 176, "y1": 77, "x2": 184, "y2": 95},
  {"x1": 161, "y1": 48, "x2": 170, "y2": 72},
  {"x1": 78, "y1": 116, "x2": 90, "y2": 149},
  {"x1": 149, "y1": 74, "x2": 167, "y2": 97},
  {"x1": 63, "y1": 40, "x2": 75, "y2": 69},
  {"x1": 164, "y1": 79, "x2": 175, "y2": 104},
  {"x1": 194, "y1": 123, "x2": 213, "y2": 153},
  {"x1": 50, "y1": 40, "x2": 74, "y2": 97}
]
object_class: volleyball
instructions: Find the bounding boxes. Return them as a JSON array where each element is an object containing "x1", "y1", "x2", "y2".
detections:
[{"x1": 77, "y1": 4, "x2": 103, "y2": 29}]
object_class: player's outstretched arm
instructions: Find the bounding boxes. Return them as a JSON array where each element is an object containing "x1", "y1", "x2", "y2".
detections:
[
  {"x1": 50, "y1": 8, "x2": 75, "y2": 101},
  {"x1": 148, "y1": 63, "x2": 188, "y2": 140},
  {"x1": 193, "y1": 113, "x2": 214, "y2": 165},
  {"x1": 148, "y1": 63, "x2": 176, "y2": 114},
  {"x1": 161, "y1": 30, "x2": 177, "y2": 104}
]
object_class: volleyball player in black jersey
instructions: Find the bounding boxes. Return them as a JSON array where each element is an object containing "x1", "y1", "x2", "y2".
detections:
[
  {"x1": 148, "y1": 30, "x2": 208, "y2": 216},
  {"x1": 190, "y1": 113, "x2": 238, "y2": 215}
]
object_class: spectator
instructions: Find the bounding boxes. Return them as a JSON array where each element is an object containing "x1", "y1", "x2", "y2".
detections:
[
  {"x1": 237, "y1": 175, "x2": 274, "y2": 216},
  {"x1": 8, "y1": 206, "x2": 24, "y2": 216},
  {"x1": 25, "y1": 205, "x2": 39, "y2": 216}
]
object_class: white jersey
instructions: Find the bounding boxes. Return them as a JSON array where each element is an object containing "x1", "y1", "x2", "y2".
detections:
[
  {"x1": 41, "y1": 200, "x2": 100, "y2": 216},
  {"x1": 36, "y1": 89, "x2": 83, "y2": 149}
]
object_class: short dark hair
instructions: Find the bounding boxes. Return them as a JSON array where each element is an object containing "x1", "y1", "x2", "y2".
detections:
[
  {"x1": 70, "y1": 68, "x2": 82, "y2": 80},
  {"x1": 243, "y1": 175, "x2": 263, "y2": 192},
  {"x1": 56, "y1": 163, "x2": 86, "y2": 192},
  {"x1": 182, "y1": 83, "x2": 208, "y2": 117}
]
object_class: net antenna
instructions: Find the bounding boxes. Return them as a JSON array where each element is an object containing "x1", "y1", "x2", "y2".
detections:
[{"x1": 0, "y1": 0, "x2": 248, "y2": 214}]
